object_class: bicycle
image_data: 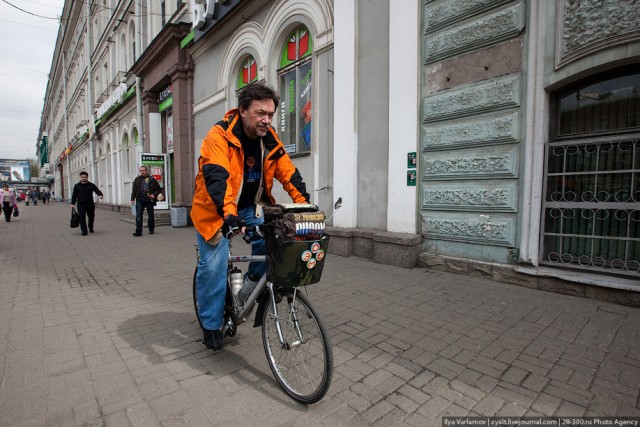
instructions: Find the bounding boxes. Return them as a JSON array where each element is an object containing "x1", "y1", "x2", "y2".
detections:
[{"x1": 193, "y1": 201, "x2": 341, "y2": 404}]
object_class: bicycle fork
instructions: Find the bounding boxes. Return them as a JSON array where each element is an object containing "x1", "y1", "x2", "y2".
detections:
[{"x1": 267, "y1": 283, "x2": 305, "y2": 350}]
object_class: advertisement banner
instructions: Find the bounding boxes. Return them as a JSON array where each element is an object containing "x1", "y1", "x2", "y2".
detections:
[
  {"x1": 167, "y1": 113, "x2": 174, "y2": 153},
  {"x1": 140, "y1": 153, "x2": 168, "y2": 209},
  {"x1": 0, "y1": 159, "x2": 31, "y2": 183}
]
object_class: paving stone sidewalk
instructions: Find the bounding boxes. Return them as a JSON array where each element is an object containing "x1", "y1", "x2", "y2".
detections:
[{"x1": 0, "y1": 202, "x2": 639, "y2": 427}]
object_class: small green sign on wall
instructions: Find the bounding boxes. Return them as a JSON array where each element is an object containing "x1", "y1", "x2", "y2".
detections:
[
  {"x1": 407, "y1": 152, "x2": 416, "y2": 168},
  {"x1": 407, "y1": 170, "x2": 417, "y2": 186}
]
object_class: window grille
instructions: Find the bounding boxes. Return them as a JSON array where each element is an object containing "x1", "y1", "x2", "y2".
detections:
[{"x1": 541, "y1": 72, "x2": 640, "y2": 276}]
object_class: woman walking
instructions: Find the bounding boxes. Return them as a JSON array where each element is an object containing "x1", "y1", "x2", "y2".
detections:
[{"x1": 1, "y1": 183, "x2": 17, "y2": 222}]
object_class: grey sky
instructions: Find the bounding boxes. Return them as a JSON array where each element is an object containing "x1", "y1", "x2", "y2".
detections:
[{"x1": 0, "y1": 0, "x2": 63, "y2": 161}]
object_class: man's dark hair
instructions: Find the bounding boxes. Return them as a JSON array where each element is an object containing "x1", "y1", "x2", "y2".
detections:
[
  {"x1": 79, "y1": 171, "x2": 88, "y2": 177},
  {"x1": 238, "y1": 83, "x2": 280, "y2": 111}
]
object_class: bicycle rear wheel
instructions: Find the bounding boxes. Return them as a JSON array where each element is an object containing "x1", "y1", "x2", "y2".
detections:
[{"x1": 261, "y1": 287, "x2": 333, "y2": 404}]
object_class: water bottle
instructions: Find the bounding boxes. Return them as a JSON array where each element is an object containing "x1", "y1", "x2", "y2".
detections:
[{"x1": 230, "y1": 268, "x2": 243, "y2": 296}]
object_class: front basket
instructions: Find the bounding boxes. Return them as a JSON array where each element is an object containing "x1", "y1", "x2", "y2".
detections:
[{"x1": 266, "y1": 235, "x2": 330, "y2": 287}]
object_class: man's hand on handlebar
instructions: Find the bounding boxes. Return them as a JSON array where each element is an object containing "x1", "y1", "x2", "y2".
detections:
[
  {"x1": 242, "y1": 225, "x2": 264, "y2": 244},
  {"x1": 222, "y1": 214, "x2": 246, "y2": 239}
]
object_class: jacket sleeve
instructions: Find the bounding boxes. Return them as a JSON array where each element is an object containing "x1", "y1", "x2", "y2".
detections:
[
  {"x1": 93, "y1": 184, "x2": 103, "y2": 197},
  {"x1": 274, "y1": 154, "x2": 310, "y2": 203},
  {"x1": 131, "y1": 177, "x2": 138, "y2": 201},
  {"x1": 200, "y1": 128, "x2": 234, "y2": 218},
  {"x1": 71, "y1": 185, "x2": 77, "y2": 204}
]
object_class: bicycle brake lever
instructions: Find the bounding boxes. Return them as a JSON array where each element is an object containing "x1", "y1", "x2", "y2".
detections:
[
  {"x1": 226, "y1": 225, "x2": 240, "y2": 240},
  {"x1": 242, "y1": 226, "x2": 264, "y2": 243}
]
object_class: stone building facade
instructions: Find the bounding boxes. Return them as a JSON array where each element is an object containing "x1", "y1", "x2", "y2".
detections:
[
  {"x1": 418, "y1": 0, "x2": 640, "y2": 300},
  {"x1": 40, "y1": 0, "x2": 639, "y2": 301},
  {"x1": 40, "y1": 0, "x2": 190, "y2": 213}
]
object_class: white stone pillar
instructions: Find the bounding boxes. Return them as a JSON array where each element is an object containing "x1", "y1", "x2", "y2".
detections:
[
  {"x1": 388, "y1": 0, "x2": 420, "y2": 233},
  {"x1": 332, "y1": 0, "x2": 358, "y2": 228},
  {"x1": 148, "y1": 112, "x2": 162, "y2": 154}
]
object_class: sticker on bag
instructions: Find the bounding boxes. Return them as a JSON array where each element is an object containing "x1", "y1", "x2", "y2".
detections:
[{"x1": 300, "y1": 242, "x2": 323, "y2": 270}]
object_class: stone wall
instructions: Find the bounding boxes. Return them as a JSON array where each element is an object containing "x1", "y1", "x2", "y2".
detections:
[
  {"x1": 326, "y1": 226, "x2": 422, "y2": 269},
  {"x1": 418, "y1": 253, "x2": 640, "y2": 307}
]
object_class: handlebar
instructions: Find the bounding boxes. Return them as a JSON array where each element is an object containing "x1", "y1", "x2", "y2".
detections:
[
  {"x1": 242, "y1": 225, "x2": 264, "y2": 243},
  {"x1": 225, "y1": 224, "x2": 265, "y2": 243}
]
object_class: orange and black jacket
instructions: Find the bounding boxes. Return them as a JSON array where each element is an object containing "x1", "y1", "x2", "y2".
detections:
[{"x1": 191, "y1": 109, "x2": 310, "y2": 241}]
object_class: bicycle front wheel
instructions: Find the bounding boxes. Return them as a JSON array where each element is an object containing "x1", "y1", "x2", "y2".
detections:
[
  {"x1": 192, "y1": 266, "x2": 204, "y2": 330},
  {"x1": 261, "y1": 287, "x2": 333, "y2": 404}
]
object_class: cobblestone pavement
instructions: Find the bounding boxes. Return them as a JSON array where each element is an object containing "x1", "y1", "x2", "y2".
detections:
[{"x1": 1, "y1": 202, "x2": 639, "y2": 427}]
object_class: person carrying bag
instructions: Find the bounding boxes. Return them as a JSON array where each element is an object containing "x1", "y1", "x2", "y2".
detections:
[
  {"x1": 1, "y1": 183, "x2": 17, "y2": 222},
  {"x1": 70, "y1": 207, "x2": 80, "y2": 228}
]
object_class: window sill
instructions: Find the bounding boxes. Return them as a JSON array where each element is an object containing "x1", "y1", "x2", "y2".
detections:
[
  {"x1": 515, "y1": 265, "x2": 640, "y2": 292},
  {"x1": 289, "y1": 152, "x2": 311, "y2": 159}
]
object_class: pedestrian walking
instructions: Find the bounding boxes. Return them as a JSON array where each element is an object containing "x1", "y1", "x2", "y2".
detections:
[
  {"x1": 70, "y1": 171, "x2": 104, "y2": 236},
  {"x1": 130, "y1": 165, "x2": 160, "y2": 236},
  {"x1": 1, "y1": 183, "x2": 17, "y2": 222}
]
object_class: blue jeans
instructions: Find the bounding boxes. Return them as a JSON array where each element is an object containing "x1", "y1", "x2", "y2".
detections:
[
  {"x1": 135, "y1": 200, "x2": 155, "y2": 234},
  {"x1": 195, "y1": 205, "x2": 266, "y2": 331}
]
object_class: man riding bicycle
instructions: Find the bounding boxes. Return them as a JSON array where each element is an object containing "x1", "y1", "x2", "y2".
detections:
[{"x1": 191, "y1": 83, "x2": 310, "y2": 351}]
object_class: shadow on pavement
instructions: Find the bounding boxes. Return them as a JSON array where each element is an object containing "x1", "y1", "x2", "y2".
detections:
[{"x1": 116, "y1": 311, "x2": 309, "y2": 410}]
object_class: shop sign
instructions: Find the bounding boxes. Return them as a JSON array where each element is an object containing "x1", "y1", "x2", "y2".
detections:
[
  {"x1": 75, "y1": 124, "x2": 89, "y2": 141},
  {"x1": 40, "y1": 135, "x2": 49, "y2": 165},
  {"x1": 158, "y1": 84, "x2": 173, "y2": 112},
  {"x1": 188, "y1": 0, "x2": 242, "y2": 39},
  {"x1": 96, "y1": 82, "x2": 128, "y2": 119}
]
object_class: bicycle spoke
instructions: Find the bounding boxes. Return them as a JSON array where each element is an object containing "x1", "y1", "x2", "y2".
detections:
[{"x1": 262, "y1": 289, "x2": 332, "y2": 403}]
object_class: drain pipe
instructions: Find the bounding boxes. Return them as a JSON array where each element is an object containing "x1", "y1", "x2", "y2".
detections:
[
  {"x1": 135, "y1": 0, "x2": 144, "y2": 163},
  {"x1": 136, "y1": 76, "x2": 144, "y2": 161},
  {"x1": 86, "y1": 0, "x2": 96, "y2": 181}
]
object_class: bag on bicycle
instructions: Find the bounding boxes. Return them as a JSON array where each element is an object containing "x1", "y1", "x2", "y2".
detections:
[{"x1": 263, "y1": 203, "x2": 330, "y2": 287}]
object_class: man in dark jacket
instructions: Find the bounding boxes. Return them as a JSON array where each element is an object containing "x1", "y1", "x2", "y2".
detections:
[
  {"x1": 70, "y1": 171, "x2": 104, "y2": 236},
  {"x1": 130, "y1": 165, "x2": 160, "y2": 236}
]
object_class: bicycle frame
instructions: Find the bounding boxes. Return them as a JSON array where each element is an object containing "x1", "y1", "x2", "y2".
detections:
[
  {"x1": 223, "y1": 245, "x2": 311, "y2": 351},
  {"x1": 227, "y1": 252, "x2": 266, "y2": 323},
  {"x1": 194, "y1": 202, "x2": 339, "y2": 403}
]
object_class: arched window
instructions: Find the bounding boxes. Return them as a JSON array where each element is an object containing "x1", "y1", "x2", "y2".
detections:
[
  {"x1": 277, "y1": 25, "x2": 313, "y2": 155},
  {"x1": 122, "y1": 132, "x2": 130, "y2": 181},
  {"x1": 120, "y1": 33, "x2": 127, "y2": 70},
  {"x1": 129, "y1": 21, "x2": 136, "y2": 65},
  {"x1": 236, "y1": 55, "x2": 258, "y2": 91},
  {"x1": 131, "y1": 127, "x2": 139, "y2": 170},
  {"x1": 541, "y1": 69, "x2": 640, "y2": 275}
]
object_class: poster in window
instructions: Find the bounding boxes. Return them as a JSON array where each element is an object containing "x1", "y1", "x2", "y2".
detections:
[
  {"x1": 298, "y1": 62, "x2": 312, "y2": 151},
  {"x1": 167, "y1": 113, "x2": 174, "y2": 153},
  {"x1": 279, "y1": 69, "x2": 297, "y2": 148},
  {"x1": 140, "y1": 153, "x2": 168, "y2": 209},
  {"x1": 237, "y1": 56, "x2": 258, "y2": 90}
]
